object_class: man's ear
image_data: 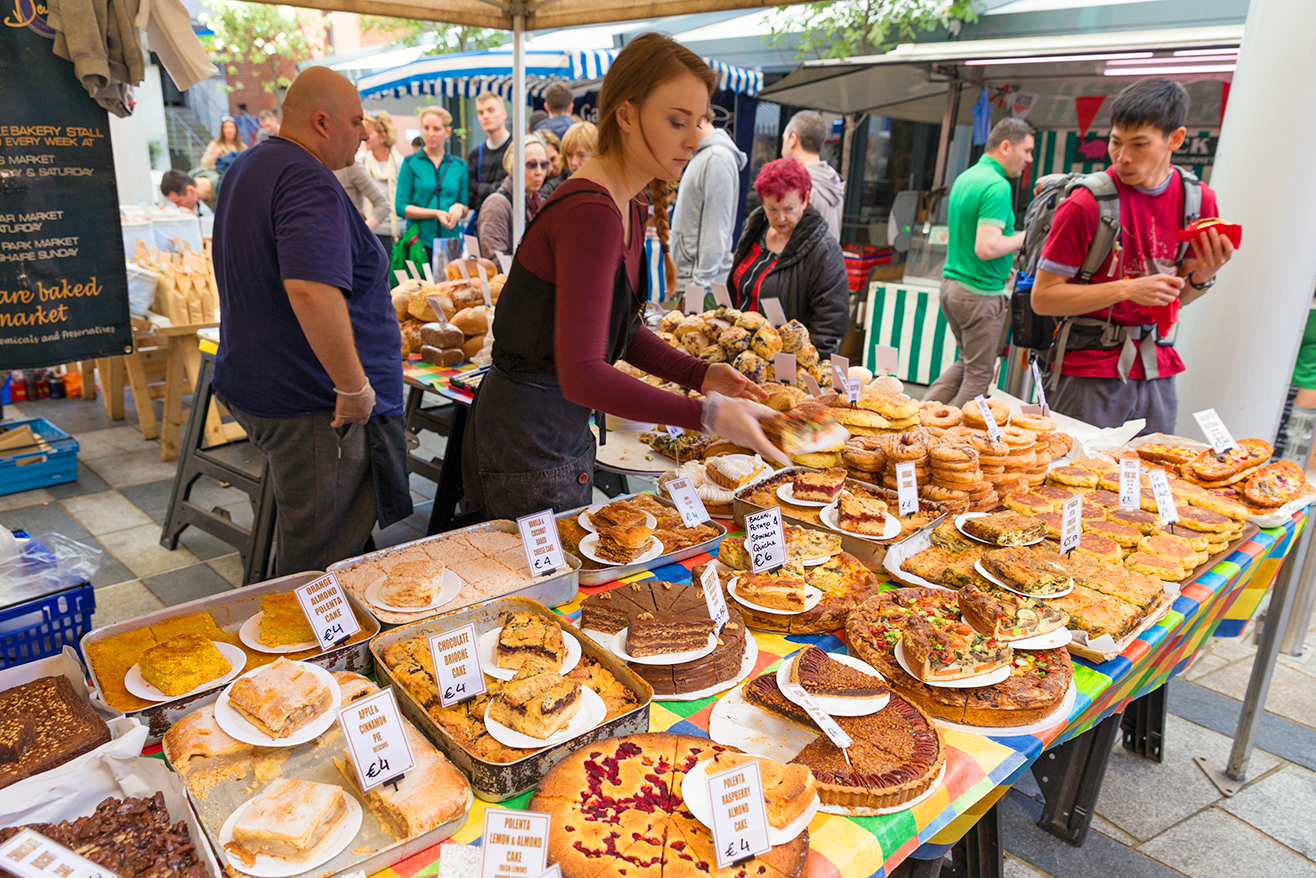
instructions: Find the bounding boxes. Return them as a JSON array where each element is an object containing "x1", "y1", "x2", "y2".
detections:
[
  {"x1": 1167, "y1": 126, "x2": 1187, "y2": 152},
  {"x1": 311, "y1": 109, "x2": 332, "y2": 138}
]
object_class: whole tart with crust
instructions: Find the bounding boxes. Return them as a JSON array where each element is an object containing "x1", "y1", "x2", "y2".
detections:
[{"x1": 529, "y1": 733, "x2": 808, "y2": 878}]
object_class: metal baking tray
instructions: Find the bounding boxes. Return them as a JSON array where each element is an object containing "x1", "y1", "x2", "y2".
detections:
[
  {"x1": 371, "y1": 595, "x2": 653, "y2": 802},
  {"x1": 170, "y1": 689, "x2": 471, "y2": 878},
  {"x1": 80, "y1": 571, "x2": 377, "y2": 740},
  {"x1": 555, "y1": 492, "x2": 727, "y2": 585},
  {"x1": 732, "y1": 466, "x2": 946, "y2": 569},
  {"x1": 328, "y1": 519, "x2": 581, "y2": 627}
]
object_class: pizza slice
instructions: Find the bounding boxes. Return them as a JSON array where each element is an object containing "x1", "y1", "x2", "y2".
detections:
[
  {"x1": 899, "y1": 614, "x2": 1012, "y2": 683},
  {"x1": 957, "y1": 583, "x2": 1070, "y2": 642},
  {"x1": 1243, "y1": 461, "x2": 1310, "y2": 507}
]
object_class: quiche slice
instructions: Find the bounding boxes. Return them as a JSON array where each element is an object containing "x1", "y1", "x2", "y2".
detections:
[
  {"x1": 980, "y1": 547, "x2": 1070, "y2": 596},
  {"x1": 957, "y1": 583, "x2": 1069, "y2": 642},
  {"x1": 900, "y1": 614, "x2": 1012, "y2": 683}
]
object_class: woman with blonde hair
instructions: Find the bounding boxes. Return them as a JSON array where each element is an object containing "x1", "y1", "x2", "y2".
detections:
[
  {"x1": 540, "y1": 120, "x2": 596, "y2": 197},
  {"x1": 463, "y1": 33, "x2": 780, "y2": 519},
  {"x1": 394, "y1": 105, "x2": 469, "y2": 258},
  {"x1": 361, "y1": 110, "x2": 404, "y2": 247},
  {"x1": 476, "y1": 134, "x2": 550, "y2": 258},
  {"x1": 201, "y1": 115, "x2": 246, "y2": 169}
]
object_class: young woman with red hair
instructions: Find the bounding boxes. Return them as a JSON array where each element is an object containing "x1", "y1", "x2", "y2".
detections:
[
  {"x1": 463, "y1": 33, "x2": 784, "y2": 520},
  {"x1": 729, "y1": 157, "x2": 850, "y2": 354}
]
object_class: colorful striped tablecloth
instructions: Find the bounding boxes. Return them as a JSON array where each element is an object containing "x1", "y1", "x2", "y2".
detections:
[
  {"x1": 371, "y1": 510, "x2": 1304, "y2": 878},
  {"x1": 402, "y1": 355, "x2": 479, "y2": 404}
]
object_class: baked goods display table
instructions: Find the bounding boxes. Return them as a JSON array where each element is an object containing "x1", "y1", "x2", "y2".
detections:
[
  {"x1": 401, "y1": 356, "x2": 481, "y2": 533},
  {"x1": 305, "y1": 507, "x2": 1303, "y2": 878}
]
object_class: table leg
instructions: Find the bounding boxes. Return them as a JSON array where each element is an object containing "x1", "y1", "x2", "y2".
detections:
[
  {"x1": 1120, "y1": 686, "x2": 1166, "y2": 763},
  {"x1": 122, "y1": 352, "x2": 159, "y2": 440},
  {"x1": 160, "y1": 340, "x2": 187, "y2": 462},
  {"x1": 79, "y1": 361, "x2": 95, "y2": 400},
  {"x1": 428, "y1": 403, "x2": 468, "y2": 534},
  {"x1": 941, "y1": 800, "x2": 1002, "y2": 878},
  {"x1": 96, "y1": 358, "x2": 124, "y2": 420},
  {"x1": 1029, "y1": 709, "x2": 1124, "y2": 846}
]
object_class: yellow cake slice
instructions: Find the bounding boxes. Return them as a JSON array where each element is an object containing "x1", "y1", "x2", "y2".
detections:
[
  {"x1": 258, "y1": 592, "x2": 315, "y2": 647},
  {"x1": 139, "y1": 633, "x2": 232, "y2": 697}
]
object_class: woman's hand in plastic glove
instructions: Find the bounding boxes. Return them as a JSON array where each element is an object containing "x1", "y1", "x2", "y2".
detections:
[
  {"x1": 701, "y1": 392, "x2": 790, "y2": 466},
  {"x1": 701, "y1": 363, "x2": 768, "y2": 402}
]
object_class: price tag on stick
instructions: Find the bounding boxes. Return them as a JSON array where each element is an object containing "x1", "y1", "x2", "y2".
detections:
[
  {"x1": 422, "y1": 262, "x2": 435, "y2": 283},
  {"x1": 338, "y1": 687, "x2": 416, "y2": 791},
  {"x1": 896, "y1": 460, "x2": 919, "y2": 516},
  {"x1": 479, "y1": 810, "x2": 551, "y2": 878},
  {"x1": 1119, "y1": 457, "x2": 1141, "y2": 510},
  {"x1": 1148, "y1": 470, "x2": 1180, "y2": 529},
  {"x1": 496, "y1": 253, "x2": 513, "y2": 275},
  {"x1": 873, "y1": 345, "x2": 899, "y2": 375},
  {"x1": 773, "y1": 353, "x2": 797, "y2": 385},
  {"x1": 665, "y1": 425, "x2": 683, "y2": 439},
  {"x1": 665, "y1": 476, "x2": 711, "y2": 527},
  {"x1": 779, "y1": 681, "x2": 854, "y2": 750},
  {"x1": 1030, "y1": 360, "x2": 1051, "y2": 416},
  {"x1": 830, "y1": 354, "x2": 849, "y2": 390},
  {"x1": 428, "y1": 624, "x2": 486, "y2": 708},
  {"x1": 701, "y1": 563, "x2": 730, "y2": 635},
  {"x1": 393, "y1": 269, "x2": 410, "y2": 287},
  {"x1": 1020, "y1": 405, "x2": 1044, "y2": 416},
  {"x1": 426, "y1": 295, "x2": 450, "y2": 327},
  {"x1": 454, "y1": 258, "x2": 471, "y2": 284},
  {"x1": 746, "y1": 506, "x2": 787, "y2": 573},
  {"x1": 760, "y1": 297, "x2": 787, "y2": 327},
  {"x1": 1193, "y1": 407, "x2": 1238, "y2": 453},
  {"x1": 294, "y1": 572, "x2": 362, "y2": 650},
  {"x1": 517, "y1": 510, "x2": 567, "y2": 578},
  {"x1": 0, "y1": 828, "x2": 119, "y2": 878},
  {"x1": 684, "y1": 284, "x2": 704, "y2": 315},
  {"x1": 843, "y1": 377, "x2": 861, "y2": 404},
  {"x1": 464, "y1": 234, "x2": 481, "y2": 260},
  {"x1": 707, "y1": 758, "x2": 772, "y2": 870},
  {"x1": 1060, "y1": 494, "x2": 1082, "y2": 554},
  {"x1": 974, "y1": 395, "x2": 1003, "y2": 443},
  {"x1": 711, "y1": 282, "x2": 733, "y2": 308},
  {"x1": 476, "y1": 262, "x2": 493, "y2": 308}
]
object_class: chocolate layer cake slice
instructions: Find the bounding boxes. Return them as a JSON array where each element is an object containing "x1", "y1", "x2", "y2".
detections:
[
  {"x1": 789, "y1": 646, "x2": 889, "y2": 700},
  {"x1": 626, "y1": 609, "x2": 714, "y2": 657}
]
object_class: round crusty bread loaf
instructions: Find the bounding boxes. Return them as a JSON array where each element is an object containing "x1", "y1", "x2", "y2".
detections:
[
  {"x1": 461, "y1": 333, "x2": 486, "y2": 359},
  {"x1": 451, "y1": 306, "x2": 491, "y2": 336},
  {"x1": 391, "y1": 290, "x2": 410, "y2": 321},
  {"x1": 446, "y1": 256, "x2": 497, "y2": 281}
]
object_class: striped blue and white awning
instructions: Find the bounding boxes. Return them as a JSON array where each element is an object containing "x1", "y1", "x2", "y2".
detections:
[{"x1": 357, "y1": 46, "x2": 763, "y2": 100}]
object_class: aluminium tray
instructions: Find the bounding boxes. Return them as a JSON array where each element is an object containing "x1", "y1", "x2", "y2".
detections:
[
  {"x1": 555, "y1": 493, "x2": 727, "y2": 585},
  {"x1": 328, "y1": 519, "x2": 581, "y2": 626},
  {"x1": 167, "y1": 677, "x2": 471, "y2": 878},
  {"x1": 80, "y1": 571, "x2": 377, "y2": 740},
  {"x1": 371, "y1": 595, "x2": 653, "y2": 801}
]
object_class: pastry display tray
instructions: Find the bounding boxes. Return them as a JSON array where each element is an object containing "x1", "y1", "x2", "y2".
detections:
[
  {"x1": 327, "y1": 519, "x2": 581, "y2": 626},
  {"x1": 733, "y1": 466, "x2": 946, "y2": 570},
  {"x1": 168, "y1": 694, "x2": 470, "y2": 878},
  {"x1": 80, "y1": 571, "x2": 377, "y2": 741},
  {"x1": 372, "y1": 596, "x2": 653, "y2": 802},
  {"x1": 555, "y1": 493, "x2": 727, "y2": 585}
]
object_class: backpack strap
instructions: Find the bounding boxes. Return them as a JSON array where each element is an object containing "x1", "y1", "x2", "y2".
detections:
[
  {"x1": 1174, "y1": 164, "x2": 1202, "y2": 265},
  {"x1": 1067, "y1": 173, "x2": 1122, "y2": 283}
]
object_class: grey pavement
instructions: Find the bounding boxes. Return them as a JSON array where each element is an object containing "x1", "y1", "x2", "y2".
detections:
[{"x1": 7, "y1": 383, "x2": 1316, "y2": 878}]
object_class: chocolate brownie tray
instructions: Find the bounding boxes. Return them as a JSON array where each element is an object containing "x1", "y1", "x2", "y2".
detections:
[
  {"x1": 81, "y1": 571, "x2": 377, "y2": 741},
  {"x1": 328, "y1": 519, "x2": 582, "y2": 627},
  {"x1": 372, "y1": 596, "x2": 653, "y2": 801},
  {"x1": 554, "y1": 492, "x2": 727, "y2": 586}
]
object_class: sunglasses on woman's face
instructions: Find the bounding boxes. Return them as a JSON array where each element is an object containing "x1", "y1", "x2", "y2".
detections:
[{"x1": 526, "y1": 160, "x2": 552, "y2": 171}]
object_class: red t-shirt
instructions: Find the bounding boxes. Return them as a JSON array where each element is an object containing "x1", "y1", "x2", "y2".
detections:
[{"x1": 1037, "y1": 167, "x2": 1218, "y2": 379}]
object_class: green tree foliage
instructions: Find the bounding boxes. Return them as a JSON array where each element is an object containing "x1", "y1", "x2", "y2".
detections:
[
  {"x1": 358, "y1": 18, "x2": 504, "y2": 55},
  {"x1": 201, "y1": 1, "x2": 325, "y2": 93},
  {"x1": 767, "y1": 0, "x2": 983, "y2": 60}
]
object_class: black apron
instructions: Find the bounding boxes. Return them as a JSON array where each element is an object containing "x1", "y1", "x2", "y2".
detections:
[{"x1": 463, "y1": 187, "x2": 647, "y2": 520}]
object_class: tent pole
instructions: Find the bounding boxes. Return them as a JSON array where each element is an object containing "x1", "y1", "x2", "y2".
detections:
[
  {"x1": 931, "y1": 82, "x2": 961, "y2": 192},
  {"x1": 512, "y1": 7, "x2": 527, "y2": 250}
]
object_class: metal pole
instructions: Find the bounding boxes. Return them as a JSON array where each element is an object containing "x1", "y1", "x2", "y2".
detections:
[
  {"x1": 1280, "y1": 516, "x2": 1316, "y2": 655},
  {"x1": 930, "y1": 82, "x2": 962, "y2": 192},
  {"x1": 1196, "y1": 517, "x2": 1313, "y2": 794},
  {"x1": 512, "y1": 9, "x2": 527, "y2": 250}
]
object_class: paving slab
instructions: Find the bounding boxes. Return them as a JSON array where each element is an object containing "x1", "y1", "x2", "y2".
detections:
[
  {"x1": 89, "y1": 579, "x2": 165, "y2": 630},
  {"x1": 61, "y1": 491, "x2": 154, "y2": 536},
  {"x1": 206, "y1": 554, "x2": 244, "y2": 587},
  {"x1": 142, "y1": 562, "x2": 233, "y2": 606},
  {"x1": 1194, "y1": 658, "x2": 1316, "y2": 730},
  {"x1": 1168, "y1": 679, "x2": 1316, "y2": 773},
  {"x1": 98, "y1": 523, "x2": 199, "y2": 578},
  {"x1": 46, "y1": 466, "x2": 112, "y2": 500},
  {"x1": 1004, "y1": 857, "x2": 1054, "y2": 878},
  {"x1": 1182, "y1": 649, "x2": 1229, "y2": 682},
  {"x1": 1138, "y1": 808, "x2": 1316, "y2": 878},
  {"x1": 1001, "y1": 791, "x2": 1183, "y2": 878},
  {"x1": 84, "y1": 449, "x2": 182, "y2": 488},
  {"x1": 177, "y1": 527, "x2": 242, "y2": 561},
  {"x1": 0, "y1": 489, "x2": 54, "y2": 514},
  {"x1": 1222, "y1": 765, "x2": 1316, "y2": 861},
  {"x1": 0, "y1": 502, "x2": 93, "y2": 542}
]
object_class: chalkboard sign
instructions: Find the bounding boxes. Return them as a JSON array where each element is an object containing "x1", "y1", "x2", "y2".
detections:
[{"x1": 0, "y1": 12, "x2": 133, "y2": 368}]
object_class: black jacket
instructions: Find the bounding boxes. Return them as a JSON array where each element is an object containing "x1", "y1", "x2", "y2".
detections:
[
  {"x1": 467, "y1": 137, "x2": 510, "y2": 214},
  {"x1": 729, "y1": 206, "x2": 850, "y2": 355}
]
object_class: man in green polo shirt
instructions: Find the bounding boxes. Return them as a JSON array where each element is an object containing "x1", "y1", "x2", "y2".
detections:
[{"x1": 925, "y1": 118, "x2": 1035, "y2": 407}]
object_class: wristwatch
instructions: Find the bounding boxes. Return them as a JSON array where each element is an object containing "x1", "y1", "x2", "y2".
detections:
[{"x1": 1187, "y1": 272, "x2": 1216, "y2": 291}]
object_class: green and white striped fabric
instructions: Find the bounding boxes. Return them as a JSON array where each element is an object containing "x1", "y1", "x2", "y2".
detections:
[{"x1": 863, "y1": 281, "x2": 959, "y2": 385}]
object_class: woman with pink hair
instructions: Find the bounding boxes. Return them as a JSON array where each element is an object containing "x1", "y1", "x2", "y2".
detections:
[{"x1": 728, "y1": 157, "x2": 849, "y2": 354}]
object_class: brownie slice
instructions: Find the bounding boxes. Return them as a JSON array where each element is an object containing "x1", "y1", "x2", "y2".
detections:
[
  {"x1": 626, "y1": 609, "x2": 714, "y2": 657},
  {"x1": 0, "y1": 676, "x2": 110, "y2": 789},
  {"x1": 0, "y1": 712, "x2": 35, "y2": 764}
]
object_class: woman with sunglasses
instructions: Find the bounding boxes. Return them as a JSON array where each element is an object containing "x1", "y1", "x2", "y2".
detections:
[
  {"x1": 462, "y1": 34, "x2": 783, "y2": 520},
  {"x1": 475, "y1": 134, "x2": 551, "y2": 259},
  {"x1": 201, "y1": 116, "x2": 246, "y2": 170}
]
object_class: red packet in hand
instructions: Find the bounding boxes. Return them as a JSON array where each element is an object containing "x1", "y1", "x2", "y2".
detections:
[
  {"x1": 1150, "y1": 298, "x2": 1179, "y2": 337},
  {"x1": 1178, "y1": 218, "x2": 1242, "y2": 249}
]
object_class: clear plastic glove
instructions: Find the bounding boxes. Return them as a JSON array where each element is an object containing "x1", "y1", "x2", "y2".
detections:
[
  {"x1": 701, "y1": 391, "x2": 790, "y2": 466},
  {"x1": 333, "y1": 377, "x2": 376, "y2": 426}
]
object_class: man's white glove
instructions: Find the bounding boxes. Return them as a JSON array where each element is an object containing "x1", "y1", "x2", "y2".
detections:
[
  {"x1": 701, "y1": 391, "x2": 790, "y2": 466},
  {"x1": 333, "y1": 377, "x2": 375, "y2": 427}
]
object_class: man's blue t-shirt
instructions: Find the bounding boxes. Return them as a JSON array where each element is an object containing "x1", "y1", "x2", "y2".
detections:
[
  {"x1": 533, "y1": 115, "x2": 573, "y2": 140},
  {"x1": 212, "y1": 137, "x2": 402, "y2": 419}
]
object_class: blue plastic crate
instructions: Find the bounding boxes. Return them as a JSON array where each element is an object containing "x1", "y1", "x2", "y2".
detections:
[
  {"x1": 0, "y1": 582, "x2": 95, "y2": 668},
  {"x1": 0, "y1": 417, "x2": 79, "y2": 496}
]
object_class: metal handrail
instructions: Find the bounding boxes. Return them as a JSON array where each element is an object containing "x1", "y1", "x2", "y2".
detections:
[{"x1": 165, "y1": 106, "x2": 211, "y2": 160}]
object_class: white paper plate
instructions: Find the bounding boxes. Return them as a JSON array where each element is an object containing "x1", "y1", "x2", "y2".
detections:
[
  {"x1": 955, "y1": 512, "x2": 1045, "y2": 546},
  {"x1": 218, "y1": 791, "x2": 363, "y2": 877},
  {"x1": 973, "y1": 560, "x2": 1074, "y2": 599},
  {"x1": 578, "y1": 506, "x2": 657, "y2": 534},
  {"x1": 727, "y1": 576, "x2": 823, "y2": 615},
  {"x1": 577, "y1": 532, "x2": 665, "y2": 567},
  {"x1": 612, "y1": 628, "x2": 717, "y2": 664},
  {"x1": 776, "y1": 482, "x2": 837, "y2": 507},
  {"x1": 776, "y1": 654, "x2": 889, "y2": 716},
  {"x1": 239, "y1": 613, "x2": 318, "y2": 654},
  {"x1": 931, "y1": 681, "x2": 1078, "y2": 736},
  {"x1": 124, "y1": 642, "x2": 248, "y2": 702},
  {"x1": 821, "y1": 501, "x2": 901, "y2": 541},
  {"x1": 711, "y1": 554, "x2": 831, "y2": 578},
  {"x1": 484, "y1": 686, "x2": 606, "y2": 749},
  {"x1": 214, "y1": 663, "x2": 343, "y2": 747},
  {"x1": 1008, "y1": 627, "x2": 1074, "y2": 650},
  {"x1": 476, "y1": 627, "x2": 581, "y2": 681},
  {"x1": 893, "y1": 639, "x2": 1012, "y2": 689},
  {"x1": 364, "y1": 568, "x2": 463, "y2": 613},
  {"x1": 683, "y1": 758, "x2": 818, "y2": 845}
]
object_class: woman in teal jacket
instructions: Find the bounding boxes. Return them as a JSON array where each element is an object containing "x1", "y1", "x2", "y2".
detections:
[{"x1": 395, "y1": 106, "x2": 469, "y2": 258}]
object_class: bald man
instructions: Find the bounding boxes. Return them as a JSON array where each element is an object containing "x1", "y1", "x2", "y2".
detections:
[{"x1": 212, "y1": 66, "x2": 411, "y2": 575}]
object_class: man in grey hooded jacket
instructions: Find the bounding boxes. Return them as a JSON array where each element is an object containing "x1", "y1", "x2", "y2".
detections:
[
  {"x1": 671, "y1": 118, "x2": 748, "y2": 292},
  {"x1": 783, "y1": 111, "x2": 845, "y2": 242}
]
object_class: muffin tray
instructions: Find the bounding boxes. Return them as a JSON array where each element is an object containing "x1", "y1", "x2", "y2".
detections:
[
  {"x1": 371, "y1": 596, "x2": 653, "y2": 801},
  {"x1": 80, "y1": 571, "x2": 378, "y2": 741},
  {"x1": 555, "y1": 493, "x2": 727, "y2": 585},
  {"x1": 327, "y1": 519, "x2": 582, "y2": 627}
]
